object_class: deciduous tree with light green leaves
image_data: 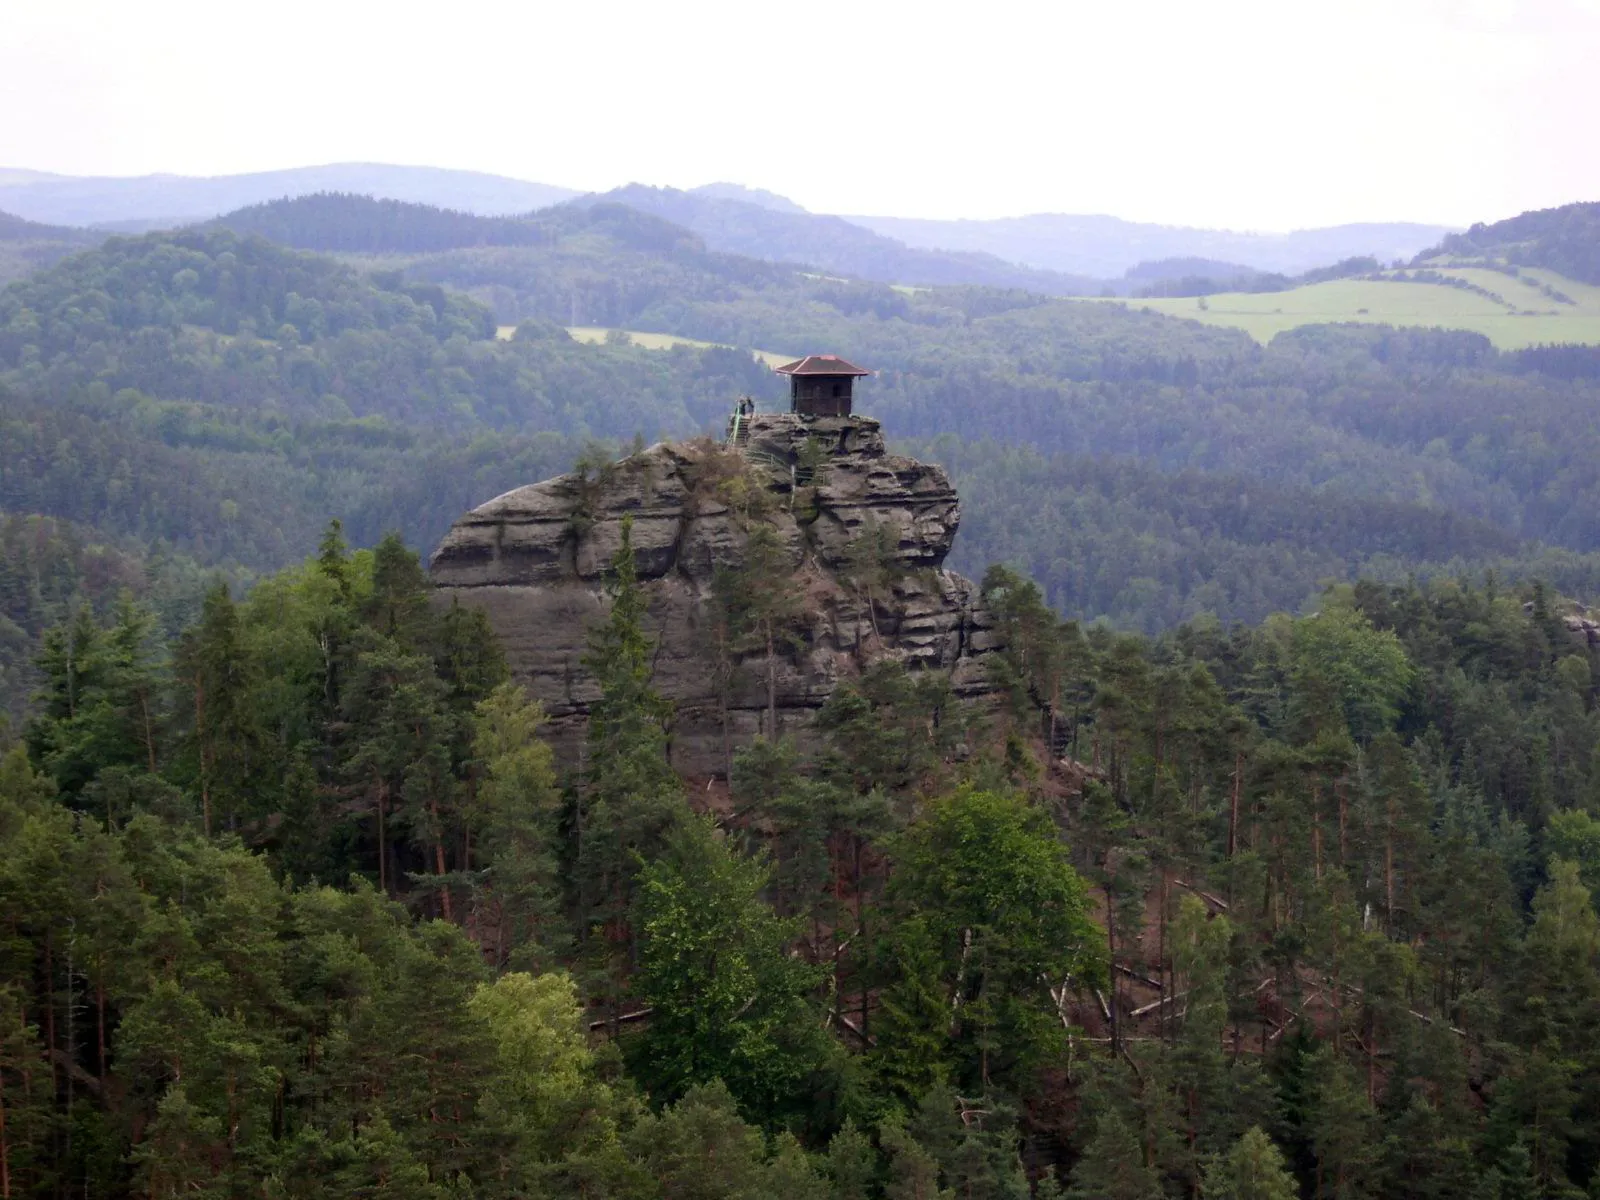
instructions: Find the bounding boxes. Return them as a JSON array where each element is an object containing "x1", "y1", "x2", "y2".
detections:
[
  {"x1": 879, "y1": 787, "x2": 1104, "y2": 1090},
  {"x1": 630, "y1": 814, "x2": 834, "y2": 1127},
  {"x1": 1290, "y1": 599, "x2": 1413, "y2": 741},
  {"x1": 470, "y1": 971, "x2": 624, "y2": 1188}
]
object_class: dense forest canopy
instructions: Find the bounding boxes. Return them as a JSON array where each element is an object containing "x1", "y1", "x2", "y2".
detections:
[
  {"x1": 0, "y1": 208, "x2": 102, "y2": 289},
  {"x1": 0, "y1": 223, "x2": 779, "y2": 433},
  {"x1": 213, "y1": 193, "x2": 709, "y2": 259},
  {"x1": 8, "y1": 509, "x2": 1600, "y2": 1196},
  {"x1": 0, "y1": 211, "x2": 99, "y2": 246}
]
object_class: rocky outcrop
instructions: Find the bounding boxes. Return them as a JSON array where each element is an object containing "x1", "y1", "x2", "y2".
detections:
[
  {"x1": 1523, "y1": 599, "x2": 1600, "y2": 648},
  {"x1": 429, "y1": 414, "x2": 1002, "y2": 776}
]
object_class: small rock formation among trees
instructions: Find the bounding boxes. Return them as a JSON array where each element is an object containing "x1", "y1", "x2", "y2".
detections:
[{"x1": 430, "y1": 413, "x2": 1003, "y2": 775}]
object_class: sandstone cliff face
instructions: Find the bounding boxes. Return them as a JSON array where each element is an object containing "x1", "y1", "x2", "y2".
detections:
[{"x1": 429, "y1": 414, "x2": 1001, "y2": 776}]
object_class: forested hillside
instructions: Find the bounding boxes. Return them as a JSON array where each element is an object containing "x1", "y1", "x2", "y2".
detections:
[
  {"x1": 11, "y1": 214, "x2": 1600, "y2": 673},
  {"x1": 0, "y1": 515, "x2": 217, "y2": 727},
  {"x1": 690, "y1": 181, "x2": 809, "y2": 213},
  {"x1": 213, "y1": 192, "x2": 560, "y2": 253},
  {"x1": 0, "y1": 208, "x2": 103, "y2": 288},
  {"x1": 928, "y1": 437, "x2": 1600, "y2": 631},
  {"x1": 9, "y1": 509, "x2": 1600, "y2": 1196},
  {"x1": 1425, "y1": 200, "x2": 1600, "y2": 284},
  {"x1": 8, "y1": 165, "x2": 1600, "y2": 1198},
  {"x1": 0, "y1": 224, "x2": 780, "y2": 713},
  {"x1": 0, "y1": 223, "x2": 784, "y2": 431}
]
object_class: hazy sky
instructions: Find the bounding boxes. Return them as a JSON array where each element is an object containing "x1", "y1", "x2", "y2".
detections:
[{"x1": 4, "y1": 0, "x2": 1597, "y2": 229}]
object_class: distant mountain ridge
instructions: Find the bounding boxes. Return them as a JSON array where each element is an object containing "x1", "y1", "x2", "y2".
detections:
[
  {"x1": 211, "y1": 193, "x2": 564, "y2": 253},
  {"x1": 0, "y1": 163, "x2": 580, "y2": 228},
  {"x1": 689, "y1": 182, "x2": 808, "y2": 214},
  {"x1": 578, "y1": 184, "x2": 1106, "y2": 295},
  {"x1": 0, "y1": 161, "x2": 1464, "y2": 286},
  {"x1": 0, "y1": 210, "x2": 99, "y2": 245},
  {"x1": 846, "y1": 212, "x2": 1457, "y2": 278},
  {"x1": 0, "y1": 169, "x2": 69, "y2": 187}
]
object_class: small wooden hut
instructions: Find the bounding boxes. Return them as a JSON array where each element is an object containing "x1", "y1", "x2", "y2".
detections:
[{"x1": 773, "y1": 354, "x2": 873, "y2": 418}]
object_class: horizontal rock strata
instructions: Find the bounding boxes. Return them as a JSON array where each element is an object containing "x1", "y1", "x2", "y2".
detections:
[{"x1": 430, "y1": 414, "x2": 1002, "y2": 776}]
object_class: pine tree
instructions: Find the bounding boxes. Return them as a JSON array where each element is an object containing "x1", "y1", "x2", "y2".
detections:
[
  {"x1": 341, "y1": 634, "x2": 452, "y2": 897},
  {"x1": 1066, "y1": 1106, "x2": 1163, "y2": 1200},
  {"x1": 814, "y1": 662, "x2": 951, "y2": 804},
  {"x1": 311, "y1": 518, "x2": 358, "y2": 719},
  {"x1": 1377, "y1": 1095, "x2": 1480, "y2": 1200},
  {"x1": 1310, "y1": 1052, "x2": 1379, "y2": 1199},
  {"x1": 765, "y1": 1133, "x2": 829, "y2": 1200},
  {"x1": 28, "y1": 597, "x2": 166, "y2": 802},
  {"x1": 1168, "y1": 895, "x2": 1236, "y2": 1175},
  {"x1": 881, "y1": 1110, "x2": 953, "y2": 1200},
  {"x1": 841, "y1": 518, "x2": 903, "y2": 641},
  {"x1": 1203, "y1": 1126, "x2": 1299, "y2": 1200},
  {"x1": 870, "y1": 915, "x2": 956, "y2": 1099},
  {"x1": 317, "y1": 517, "x2": 354, "y2": 604},
  {"x1": 625, "y1": 1081, "x2": 770, "y2": 1200},
  {"x1": 469, "y1": 683, "x2": 565, "y2": 968},
  {"x1": 576, "y1": 514, "x2": 684, "y2": 1018},
  {"x1": 364, "y1": 532, "x2": 434, "y2": 650},
  {"x1": 730, "y1": 737, "x2": 830, "y2": 923},
  {"x1": 937, "y1": 1098, "x2": 1031, "y2": 1200},
  {"x1": 1360, "y1": 734, "x2": 1431, "y2": 935},
  {"x1": 97, "y1": 594, "x2": 165, "y2": 776},
  {"x1": 1487, "y1": 858, "x2": 1600, "y2": 1198},
  {"x1": 173, "y1": 582, "x2": 254, "y2": 835},
  {"x1": 713, "y1": 520, "x2": 805, "y2": 738},
  {"x1": 825, "y1": 1119, "x2": 877, "y2": 1200},
  {"x1": 732, "y1": 736, "x2": 889, "y2": 1028},
  {"x1": 434, "y1": 598, "x2": 508, "y2": 718},
  {"x1": 0, "y1": 987, "x2": 52, "y2": 1200}
]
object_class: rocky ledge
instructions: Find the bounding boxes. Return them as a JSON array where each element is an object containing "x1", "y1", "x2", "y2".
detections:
[{"x1": 429, "y1": 414, "x2": 1002, "y2": 776}]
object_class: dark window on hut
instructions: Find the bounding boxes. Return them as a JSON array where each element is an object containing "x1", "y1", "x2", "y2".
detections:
[{"x1": 832, "y1": 383, "x2": 843, "y2": 397}]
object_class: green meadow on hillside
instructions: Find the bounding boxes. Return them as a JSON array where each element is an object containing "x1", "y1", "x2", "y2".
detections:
[{"x1": 1113, "y1": 264, "x2": 1600, "y2": 347}]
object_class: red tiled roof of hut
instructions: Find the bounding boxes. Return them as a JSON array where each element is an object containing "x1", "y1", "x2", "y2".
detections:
[{"x1": 773, "y1": 354, "x2": 873, "y2": 377}]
